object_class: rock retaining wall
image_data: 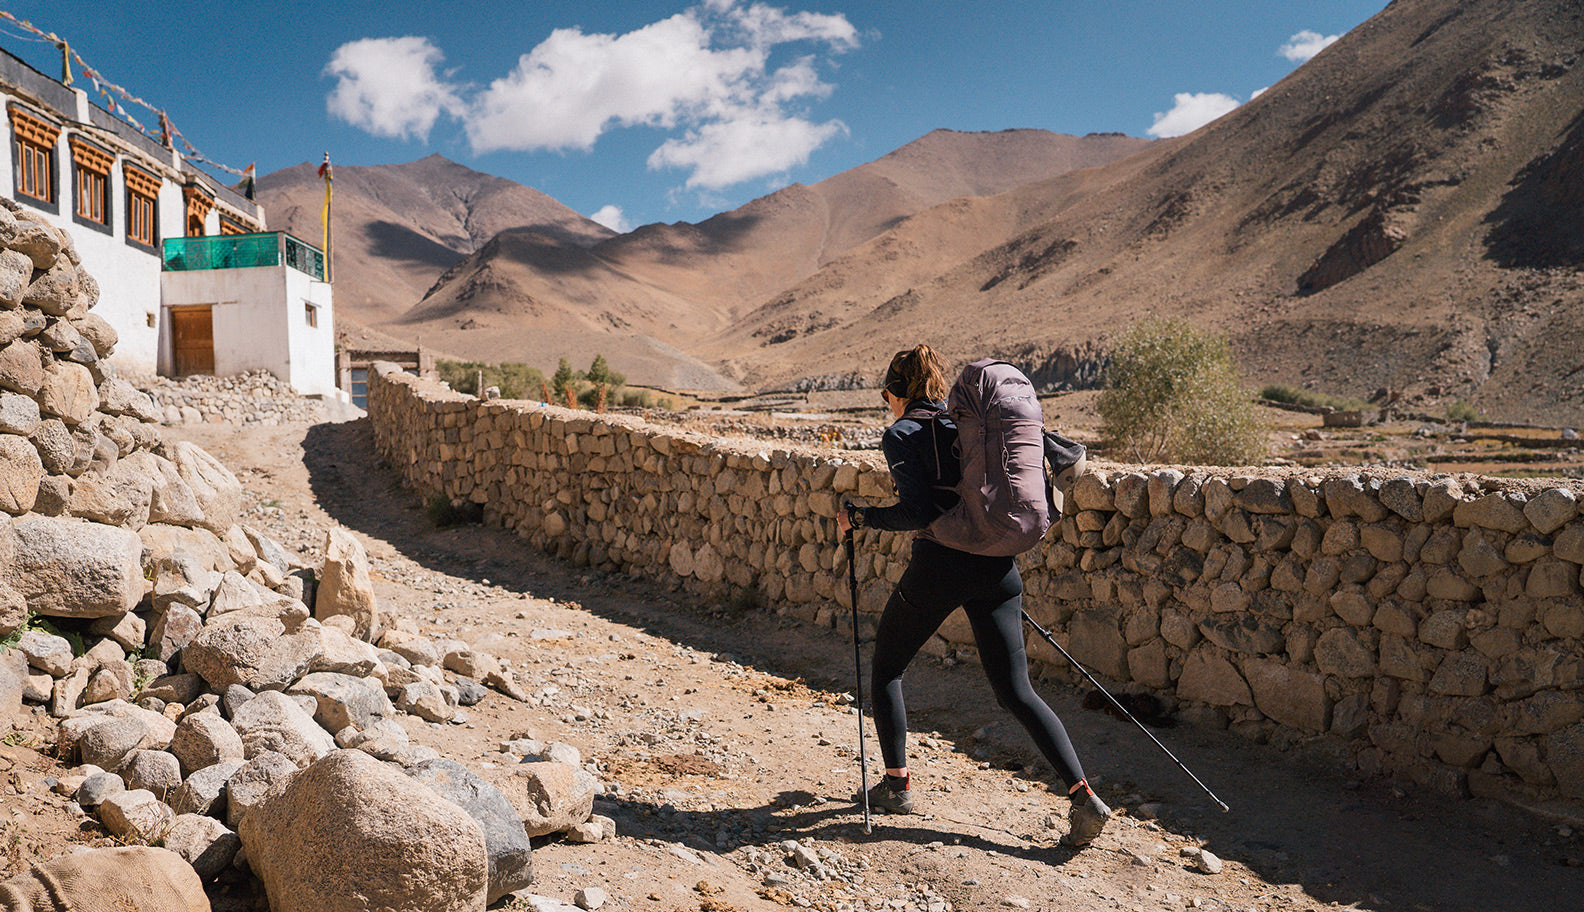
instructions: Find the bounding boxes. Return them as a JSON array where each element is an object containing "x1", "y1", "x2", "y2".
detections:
[{"x1": 369, "y1": 362, "x2": 1584, "y2": 812}]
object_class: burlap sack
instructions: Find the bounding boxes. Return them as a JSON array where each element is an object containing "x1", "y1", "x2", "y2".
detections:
[{"x1": 0, "y1": 846, "x2": 208, "y2": 912}]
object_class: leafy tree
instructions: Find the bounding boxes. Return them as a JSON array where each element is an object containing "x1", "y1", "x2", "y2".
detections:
[
  {"x1": 435, "y1": 360, "x2": 544, "y2": 400},
  {"x1": 585, "y1": 353, "x2": 625, "y2": 389},
  {"x1": 551, "y1": 358, "x2": 580, "y2": 401},
  {"x1": 1098, "y1": 317, "x2": 1268, "y2": 466}
]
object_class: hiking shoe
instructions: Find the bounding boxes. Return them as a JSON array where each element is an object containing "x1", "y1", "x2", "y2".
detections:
[
  {"x1": 856, "y1": 775, "x2": 915, "y2": 814},
  {"x1": 1060, "y1": 786, "x2": 1111, "y2": 848}
]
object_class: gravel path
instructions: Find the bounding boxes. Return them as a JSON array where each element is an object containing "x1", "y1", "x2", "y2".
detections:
[{"x1": 30, "y1": 417, "x2": 1564, "y2": 912}]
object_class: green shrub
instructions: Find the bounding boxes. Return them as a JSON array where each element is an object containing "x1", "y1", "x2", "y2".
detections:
[
  {"x1": 436, "y1": 360, "x2": 546, "y2": 400},
  {"x1": 1098, "y1": 318, "x2": 1268, "y2": 466},
  {"x1": 1259, "y1": 384, "x2": 1369, "y2": 411},
  {"x1": 1446, "y1": 400, "x2": 1481, "y2": 422}
]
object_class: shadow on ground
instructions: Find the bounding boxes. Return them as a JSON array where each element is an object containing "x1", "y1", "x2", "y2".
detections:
[{"x1": 302, "y1": 418, "x2": 1580, "y2": 912}]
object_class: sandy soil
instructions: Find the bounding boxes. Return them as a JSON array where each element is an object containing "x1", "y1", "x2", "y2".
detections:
[{"x1": 4, "y1": 416, "x2": 1582, "y2": 912}]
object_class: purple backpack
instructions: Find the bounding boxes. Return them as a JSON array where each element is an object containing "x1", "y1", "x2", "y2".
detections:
[{"x1": 926, "y1": 359, "x2": 1065, "y2": 557}]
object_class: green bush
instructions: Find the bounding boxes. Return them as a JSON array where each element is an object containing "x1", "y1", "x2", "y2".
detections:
[
  {"x1": 439, "y1": 355, "x2": 636, "y2": 410},
  {"x1": 1098, "y1": 318, "x2": 1268, "y2": 466},
  {"x1": 436, "y1": 360, "x2": 546, "y2": 400},
  {"x1": 1259, "y1": 384, "x2": 1369, "y2": 411},
  {"x1": 1446, "y1": 400, "x2": 1481, "y2": 422}
]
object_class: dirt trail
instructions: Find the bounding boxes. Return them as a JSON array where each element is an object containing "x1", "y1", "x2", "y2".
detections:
[{"x1": 9, "y1": 417, "x2": 1576, "y2": 912}]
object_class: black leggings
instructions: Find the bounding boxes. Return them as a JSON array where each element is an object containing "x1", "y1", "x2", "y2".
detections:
[{"x1": 871, "y1": 539, "x2": 1087, "y2": 789}]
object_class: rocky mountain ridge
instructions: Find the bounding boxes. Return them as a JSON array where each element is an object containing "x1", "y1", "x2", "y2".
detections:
[{"x1": 266, "y1": 0, "x2": 1581, "y2": 424}]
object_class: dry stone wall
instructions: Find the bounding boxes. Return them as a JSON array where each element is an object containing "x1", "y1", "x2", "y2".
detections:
[{"x1": 369, "y1": 363, "x2": 1584, "y2": 812}]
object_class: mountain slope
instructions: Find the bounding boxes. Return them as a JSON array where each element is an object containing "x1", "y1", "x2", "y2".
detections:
[
  {"x1": 724, "y1": 0, "x2": 1584, "y2": 422},
  {"x1": 397, "y1": 130, "x2": 1151, "y2": 389},
  {"x1": 257, "y1": 155, "x2": 614, "y2": 326}
]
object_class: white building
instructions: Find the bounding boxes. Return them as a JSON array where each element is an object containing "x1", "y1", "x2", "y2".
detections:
[
  {"x1": 160, "y1": 233, "x2": 337, "y2": 396},
  {"x1": 0, "y1": 46, "x2": 337, "y2": 396}
]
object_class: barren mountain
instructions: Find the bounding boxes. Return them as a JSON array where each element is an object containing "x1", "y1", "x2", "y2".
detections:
[
  {"x1": 732, "y1": 0, "x2": 1584, "y2": 423},
  {"x1": 391, "y1": 130, "x2": 1150, "y2": 390},
  {"x1": 284, "y1": 0, "x2": 1582, "y2": 423},
  {"x1": 257, "y1": 154, "x2": 614, "y2": 327}
]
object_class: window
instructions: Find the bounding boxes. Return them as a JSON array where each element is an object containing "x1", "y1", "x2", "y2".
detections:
[
  {"x1": 76, "y1": 169, "x2": 106, "y2": 222},
  {"x1": 183, "y1": 184, "x2": 213, "y2": 237},
  {"x1": 124, "y1": 165, "x2": 161, "y2": 251},
  {"x1": 9, "y1": 107, "x2": 60, "y2": 210},
  {"x1": 219, "y1": 215, "x2": 252, "y2": 235},
  {"x1": 69, "y1": 137, "x2": 113, "y2": 230},
  {"x1": 304, "y1": 302, "x2": 319, "y2": 328}
]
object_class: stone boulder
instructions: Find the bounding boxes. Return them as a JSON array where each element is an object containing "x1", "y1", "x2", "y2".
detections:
[
  {"x1": 98, "y1": 788, "x2": 175, "y2": 845},
  {"x1": 168, "y1": 711, "x2": 246, "y2": 778},
  {"x1": 225, "y1": 751, "x2": 297, "y2": 829},
  {"x1": 0, "y1": 646, "x2": 27, "y2": 722},
  {"x1": 160, "y1": 440, "x2": 242, "y2": 533},
  {"x1": 17, "y1": 629, "x2": 73, "y2": 677},
  {"x1": 407, "y1": 758, "x2": 534, "y2": 903},
  {"x1": 310, "y1": 625, "x2": 384, "y2": 677},
  {"x1": 170, "y1": 759, "x2": 243, "y2": 817},
  {"x1": 491, "y1": 760, "x2": 598, "y2": 838},
  {"x1": 208, "y1": 570, "x2": 293, "y2": 618},
  {"x1": 68, "y1": 451, "x2": 156, "y2": 529},
  {"x1": 163, "y1": 813, "x2": 240, "y2": 882},
  {"x1": 119, "y1": 749, "x2": 182, "y2": 802},
  {"x1": 6, "y1": 515, "x2": 142, "y2": 618},
  {"x1": 76, "y1": 716, "x2": 150, "y2": 772},
  {"x1": 316, "y1": 527, "x2": 379, "y2": 641},
  {"x1": 138, "y1": 523, "x2": 234, "y2": 574},
  {"x1": 181, "y1": 614, "x2": 324, "y2": 693},
  {"x1": 0, "y1": 433, "x2": 41, "y2": 514},
  {"x1": 0, "y1": 846, "x2": 209, "y2": 912},
  {"x1": 239, "y1": 750, "x2": 488, "y2": 912},
  {"x1": 229, "y1": 690, "x2": 335, "y2": 768},
  {"x1": 36, "y1": 359, "x2": 97, "y2": 425},
  {"x1": 288, "y1": 672, "x2": 393, "y2": 733}
]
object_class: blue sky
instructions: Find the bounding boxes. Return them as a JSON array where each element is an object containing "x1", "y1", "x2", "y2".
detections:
[{"x1": 2, "y1": 1, "x2": 1386, "y2": 232}]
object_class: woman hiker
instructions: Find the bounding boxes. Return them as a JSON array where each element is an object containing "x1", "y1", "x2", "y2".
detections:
[{"x1": 835, "y1": 344, "x2": 1111, "y2": 849}]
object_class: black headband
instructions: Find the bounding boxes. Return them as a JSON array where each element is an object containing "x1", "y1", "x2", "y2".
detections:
[{"x1": 883, "y1": 362, "x2": 908, "y2": 398}]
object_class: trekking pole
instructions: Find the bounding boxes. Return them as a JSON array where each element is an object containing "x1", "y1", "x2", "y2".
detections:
[
  {"x1": 845, "y1": 529, "x2": 873, "y2": 834},
  {"x1": 1021, "y1": 609, "x2": 1230, "y2": 813}
]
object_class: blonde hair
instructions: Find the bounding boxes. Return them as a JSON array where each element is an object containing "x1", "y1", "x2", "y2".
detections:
[{"x1": 883, "y1": 344, "x2": 948, "y2": 402}]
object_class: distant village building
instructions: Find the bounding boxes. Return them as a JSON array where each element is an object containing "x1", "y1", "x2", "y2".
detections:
[{"x1": 0, "y1": 46, "x2": 338, "y2": 397}]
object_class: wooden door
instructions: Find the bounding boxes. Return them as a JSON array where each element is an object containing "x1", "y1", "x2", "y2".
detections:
[{"x1": 170, "y1": 306, "x2": 215, "y2": 376}]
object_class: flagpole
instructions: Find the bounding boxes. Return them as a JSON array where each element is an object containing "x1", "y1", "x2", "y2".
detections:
[{"x1": 318, "y1": 152, "x2": 333, "y2": 283}]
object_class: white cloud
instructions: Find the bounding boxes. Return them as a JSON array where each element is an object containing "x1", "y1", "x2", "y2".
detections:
[
  {"x1": 716, "y1": 0, "x2": 860, "y2": 50},
  {"x1": 590, "y1": 205, "x2": 632, "y2": 233},
  {"x1": 324, "y1": 37, "x2": 462, "y2": 141},
  {"x1": 649, "y1": 110, "x2": 847, "y2": 189},
  {"x1": 1146, "y1": 92, "x2": 1242, "y2": 138},
  {"x1": 1279, "y1": 29, "x2": 1340, "y2": 63},
  {"x1": 466, "y1": 14, "x2": 763, "y2": 153},
  {"x1": 325, "y1": 2, "x2": 857, "y2": 191}
]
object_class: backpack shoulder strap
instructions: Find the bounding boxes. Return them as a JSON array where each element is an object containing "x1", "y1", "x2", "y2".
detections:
[{"x1": 900, "y1": 403, "x2": 957, "y2": 488}]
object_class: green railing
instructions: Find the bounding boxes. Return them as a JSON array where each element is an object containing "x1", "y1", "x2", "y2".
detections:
[{"x1": 162, "y1": 232, "x2": 326, "y2": 281}]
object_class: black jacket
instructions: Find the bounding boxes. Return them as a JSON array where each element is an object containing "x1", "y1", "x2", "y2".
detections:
[{"x1": 865, "y1": 399, "x2": 961, "y2": 532}]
